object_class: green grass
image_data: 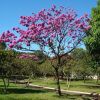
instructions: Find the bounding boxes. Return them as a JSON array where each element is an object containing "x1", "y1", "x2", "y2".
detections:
[
  {"x1": 0, "y1": 88, "x2": 90, "y2": 100},
  {"x1": 0, "y1": 79, "x2": 93, "y2": 100},
  {"x1": 32, "y1": 78, "x2": 100, "y2": 93}
]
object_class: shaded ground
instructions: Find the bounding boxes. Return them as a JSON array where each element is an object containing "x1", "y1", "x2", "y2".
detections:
[
  {"x1": 0, "y1": 79, "x2": 94, "y2": 100},
  {"x1": 0, "y1": 88, "x2": 92, "y2": 100}
]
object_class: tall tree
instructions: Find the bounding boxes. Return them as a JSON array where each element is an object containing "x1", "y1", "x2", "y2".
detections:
[
  {"x1": 84, "y1": 0, "x2": 100, "y2": 62},
  {"x1": 71, "y1": 48, "x2": 94, "y2": 82},
  {"x1": 0, "y1": 5, "x2": 90, "y2": 96},
  {"x1": 84, "y1": 0, "x2": 100, "y2": 83},
  {"x1": 0, "y1": 50, "x2": 15, "y2": 93}
]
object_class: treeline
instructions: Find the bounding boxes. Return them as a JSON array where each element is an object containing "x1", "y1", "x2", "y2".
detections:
[{"x1": 0, "y1": 44, "x2": 100, "y2": 93}]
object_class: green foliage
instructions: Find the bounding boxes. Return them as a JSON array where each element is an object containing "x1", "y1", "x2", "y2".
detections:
[
  {"x1": 0, "y1": 50, "x2": 17, "y2": 93},
  {"x1": 97, "y1": 0, "x2": 100, "y2": 5},
  {"x1": 39, "y1": 60, "x2": 54, "y2": 77},
  {"x1": 84, "y1": 0, "x2": 100, "y2": 63},
  {"x1": 83, "y1": 0, "x2": 100, "y2": 83},
  {"x1": 0, "y1": 50, "x2": 16, "y2": 76},
  {"x1": 67, "y1": 48, "x2": 94, "y2": 80},
  {"x1": 34, "y1": 50, "x2": 47, "y2": 64},
  {"x1": 0, "y1": 42, "x2": 6, "y2": 50}
]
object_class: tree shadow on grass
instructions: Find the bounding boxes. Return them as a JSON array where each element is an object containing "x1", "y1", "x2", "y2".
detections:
[
  {"x1": 54, "y1": 94, "x2": 92, "y2": 100},
  {"x1": 85, "y1": 80, "x2": 100, "y2": 85},
  {"x1": 6, "y1": 88, "x2": 48, "y2": 94},
  {"x1": 53, "y1": 94, "x2": 82, "y2": 100},
  {"x1": 48, "y1": 81, "x2": 66, "y2": 85},
  {"x1": 78, "y1": 84, "x2": 100, "y2": 90},
  {"x1": 0, "y1": 85, "x2": 17, "y2": 88},
  {"x1": 0, "y1": 85, "x2": 5, "y2": 87}
]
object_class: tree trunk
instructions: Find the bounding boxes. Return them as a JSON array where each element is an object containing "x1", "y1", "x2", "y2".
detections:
[
  {"x1": 2, "y1": 76, "x2": 7, "y2": 93},
  {"x1": 44, "y1": 73, "x2": 47, "y2": 79},
  {"x1": 55, "y1": 68, "x2": 62, "y2": 96},
  {"x1": 96, "y1": 73, "x2": 99, "y2": 84},
  {"x1": 66, "y1": 76, "x2": 71, "y2": 89},
  {"x1": 83, "y1": 76, "x2": 86, "y2": 83},
  {"x1": 7, "y1": 77, "x2": 10, "y2": 87},
  {"x1": 60, "y1": 70, "x2": 64, "y2": 80}
]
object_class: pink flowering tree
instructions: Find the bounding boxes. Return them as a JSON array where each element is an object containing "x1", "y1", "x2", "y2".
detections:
[
  {"x1": 19, "y1": 53, "x2": 38, "y2": 61},
  {"x1": 0, "y1": 5, "x2": 90, "y2": 95}
]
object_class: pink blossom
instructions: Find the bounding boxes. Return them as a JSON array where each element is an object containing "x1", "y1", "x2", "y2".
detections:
[
  {"x1": 9, "y1": 44, "x2": 14, "y2": 48},
  {"x1": 0, "y1": 5, "x2": 90, "y2": 54},
  {"x1": 19, "y1": 54, "x2": 38, "y2": 61}
]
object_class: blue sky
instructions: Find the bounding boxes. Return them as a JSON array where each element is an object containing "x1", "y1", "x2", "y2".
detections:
[
  {"x1": 0, "y1": 0, "x2": 97, "y2": 52},
  {"x1": 0, "y1": 0, "x2": 97, "y2": 34}
]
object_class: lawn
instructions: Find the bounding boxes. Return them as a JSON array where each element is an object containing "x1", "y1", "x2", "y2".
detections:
[
  {"x1": 31, "y1": 78, "x2": 100, "y2": 93},
  {"x1": 0, "y1": 88, "x2": 91, "y2": 100},
  {"x1": 0, "y1": 79, "x2": 93, "y2": 100}
]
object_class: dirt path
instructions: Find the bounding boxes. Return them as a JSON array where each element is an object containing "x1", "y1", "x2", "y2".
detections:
[{"x1": 28, "y1": 84, "x2": 100, "y2": 96}]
